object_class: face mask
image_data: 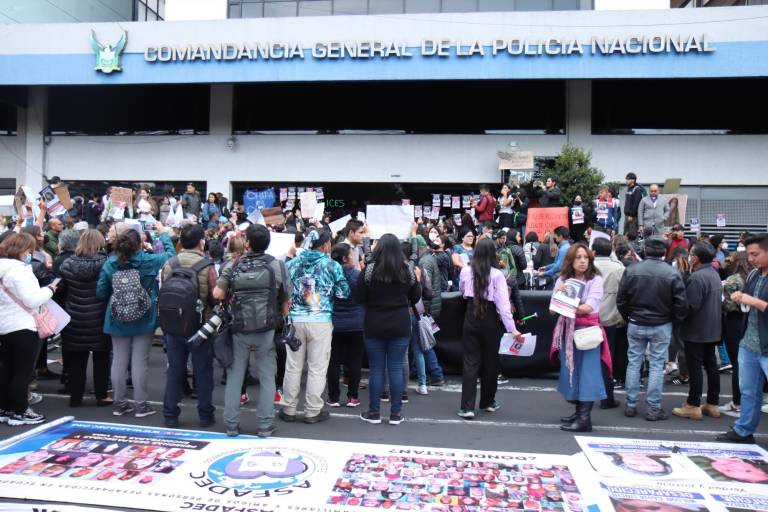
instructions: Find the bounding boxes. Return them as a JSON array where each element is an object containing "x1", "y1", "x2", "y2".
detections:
[
  {"x1": 23, "y1": 254, "x2": 32, "y2": 266},
  {"x1": 429, "y1": 232, "x2": 438, "y2": 242}
]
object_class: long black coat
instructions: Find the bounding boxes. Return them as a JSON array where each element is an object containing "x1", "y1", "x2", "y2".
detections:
[{"x1": 58, "y1": 253, "x2": 110, "y2": 352}]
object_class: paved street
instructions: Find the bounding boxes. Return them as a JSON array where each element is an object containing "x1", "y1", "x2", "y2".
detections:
[{"x1": 1, "y1": 342, "x2": 763, "y2": 456}]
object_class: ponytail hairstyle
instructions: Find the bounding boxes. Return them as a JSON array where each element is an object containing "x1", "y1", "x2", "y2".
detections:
[
  {"x1": 115, "y1": 229, "x2": 142, "y2": 266},
  {"x1": 470, "y1": 239, "x2": 496, "y2": 319}
]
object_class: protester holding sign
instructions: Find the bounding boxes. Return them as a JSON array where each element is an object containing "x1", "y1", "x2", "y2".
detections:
[
  {"x1": 457, "y1": 239, "x2": 521, "y2": 419},
  {"x1": 549, "y1": 243, "x2": 608, "y2": 433}
]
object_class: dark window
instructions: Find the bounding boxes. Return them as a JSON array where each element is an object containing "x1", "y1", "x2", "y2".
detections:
[
  {"x1": 233, "y1": 80, "x2": 565, "y2": 134},
  {"x1": 592, "y1": 79, "x2": 768, "y2": 134},
  {"x1": 0, "y1": 101, "x2": 17, "y2": 135},
  {"x1": 48, "y1": 85, "x2": 210, "y2": 136}
]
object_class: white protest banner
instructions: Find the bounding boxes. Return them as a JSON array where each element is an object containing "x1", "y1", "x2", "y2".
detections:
[
  {"x1": 266, "y1": 232, "x2": 296, "y2": 260},
  {"x1": 0, "y1": 195, "x2": 15, "y2": 216},
  {"x1": 315, "y1": 187, "x2": 324, "y2": 200},
  {"x1": 247, "y1": 208, "x2": 266, "y2": 226},
  {"x1": 442, "y1": 194, "x2": 451, "y2": 208},
  {"x1": 366, "y1": 204, "x2": 414, "y2": 240},
  {"x1": 576, "y1": 436, "x2": 768, "y2": 487},
  {"x1": 288, "y1": 187, "x2": 296, "y2": 200},
  {"x1": 716, "y1": 213, "x2": 727, "y2": 227},
  {"x1": 690, "y1": 217, "x2": 701, "y2": 233},
  {"x1": 414, "y1": 205, "x2": 423, "y2": 218},
  {"x1": 0, "y1": 419, "x2": 587, "y2": 512},
  {"x1": 328, "y1": 214, "x2": 351, "y2": 236},
  {"x1": 589, "y1": 228, "x2": 611, "y2": 248},
  {"x1": 423, "y1": 206, "x2": 432, "y2": 219},
  {"x1": 313, "y1": 202, "x2": 325, "y2": 221},
  {"x1": 279, "y1": 188, "x2": 288, "y2": 201},
  {"x1": 299, "y1": 191, "x2": 317, "y2": 219},
  {"x1": 499, "y1": 333, "x2": 536, "y2": 357},
  {"x1": 432, "y1": 194, "x2": 441, "y2": 207},
  {"x1": 451, "y1": 196, "x2": 460, "y2": 209},
  {"x1": 462, "y1": 195, "x2": 471, "y2": 208}
]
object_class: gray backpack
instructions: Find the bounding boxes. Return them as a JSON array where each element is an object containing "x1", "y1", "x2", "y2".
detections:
[
  {"x1": 230, "y1": 254, "x2": 282, "y2": 334},
  {"x1": 111, "y1": 267, "x2": 151, "y2": 323}
]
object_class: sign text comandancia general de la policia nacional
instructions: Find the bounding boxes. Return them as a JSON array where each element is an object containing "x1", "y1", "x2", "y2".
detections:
[{"x1": 143, "y1": 34, "x2": 714, "y2": 62}]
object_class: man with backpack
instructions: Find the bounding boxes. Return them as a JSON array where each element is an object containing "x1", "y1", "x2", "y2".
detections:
[
  {"x1": 213, "y1": 224, "x2": 290, "y2": 437},
  {"x1": 159, "y1": 223, "x2": 218, "y2": 429}
]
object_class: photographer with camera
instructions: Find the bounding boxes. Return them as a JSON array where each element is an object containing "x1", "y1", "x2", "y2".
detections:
[
  {"x1": 535, "y1": 176, "x2": 562, "y2": 208},
  {"x1": 159, "y1": 223, "x2": 218, "y2": 429},
  {"x1": 212, "y1": 224, "x2": 290, "y2": 437}
]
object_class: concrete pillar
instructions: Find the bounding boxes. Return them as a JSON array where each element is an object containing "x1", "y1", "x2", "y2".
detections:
[
  {"x1": 207, "y1": 83, "x2": 234, "y2": 199},
  {"x1": 565, "y1": 79, "x2": 591, "y2": 147},
  {"x1": 18, "y1": 86, "x2": 48, "y2": 190}
]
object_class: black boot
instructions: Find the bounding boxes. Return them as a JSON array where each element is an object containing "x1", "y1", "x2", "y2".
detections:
[
  {"x1": 560, "y1": 401, "x2": 593, "y2": 432},
  {"x1": 560, "y1": 401, "x2": 578, "y2": 423}
]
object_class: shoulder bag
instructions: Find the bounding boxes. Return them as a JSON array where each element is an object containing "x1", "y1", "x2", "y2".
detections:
[
  {"x1": 573, "y1": 326, "x2": 603, "y2": 351},
  {"x1": 0, "y1": 279, "x2": 58, "y2": 339}
]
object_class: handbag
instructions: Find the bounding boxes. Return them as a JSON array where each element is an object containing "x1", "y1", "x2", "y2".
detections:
[
  {"x1": 0, "y1": 279, "x2": 59, "y2": 339},
  {"x1": 573, "y1": 325, "x2": 603, "y2": 351},
  {"x1": 417, "y1": 315, "x2": 437, "y2": 352},
  {"x1": 278, "y1": 317, "x2": 301, "y2": 352}
]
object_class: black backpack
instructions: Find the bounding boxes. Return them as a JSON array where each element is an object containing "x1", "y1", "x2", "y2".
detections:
[
  {"x1": 230, "y1": 254, "x2": 282, "y2": 334},
  {"x1": 158, "y1": 256, "x2": 213, "y2": 337}
]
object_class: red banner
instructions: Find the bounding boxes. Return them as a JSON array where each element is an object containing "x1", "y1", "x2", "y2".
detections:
[{"x1": 526, "y1": 207, "x2": 569, "y2": 239}]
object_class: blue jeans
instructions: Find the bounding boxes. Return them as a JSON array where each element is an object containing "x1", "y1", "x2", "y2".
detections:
[
  {"x1": 424, "y1": 347, "x2": 444, "y2": 380},
  {"x1": 734, "y1": 347, "x2": 768, "y2": 437},
  {"x1": 365, "y1": 336, "x2": 410, "y2": 415},
  {"x1": 410, "y1": 316, "x2": 426, "y2": 386},
  {"x1": 625, "y1": 322, "x2": 672, "y2": 411},
  {"x1": 163, "y1": 334, "x2": 215, "y2": 421}
]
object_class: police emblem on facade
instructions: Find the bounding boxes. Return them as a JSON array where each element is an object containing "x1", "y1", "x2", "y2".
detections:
[{"x1": 90, "y1": 29, "x2": 127, "y2": 74}]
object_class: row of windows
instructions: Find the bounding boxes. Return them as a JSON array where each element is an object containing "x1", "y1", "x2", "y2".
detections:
[
  {"x1": 227, "y1": 0, "x2": 584, "y2": 18},
  {"x1": 136, "y1": 0, "x2": 165, "y2": 21},
  {"x1": 1, "y1": 79, "x2": 765, "y2": 136}
]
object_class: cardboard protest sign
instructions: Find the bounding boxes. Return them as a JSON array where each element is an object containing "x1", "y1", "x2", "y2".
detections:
[
  {"x1": 14, "y1": 185, "x2": 36, "y2": 218},
  {"x1": 526, "y1": 207, "x2": 569, "y2": 239},
  {"x1": 52, "y1": 183, "x2": 72, "y2": 209},
  {"x1": 110, "y1": 187, "x2": 133, "y2": 206},
  {"x1": 498, "y1": 150, "x2": 534, "y2": 170},
  {"x1": 260, "y1": 207, "x2": 285, "y2": 226},
  {"x1": 661, "y1": 194, "x2": 687, "y2": 229},
  {"x1": 299, "y1": 191, "x2": 317, "y2": 219},
  {"x1": 366, "y1": 204, "x2": 414, "y2": 240}
]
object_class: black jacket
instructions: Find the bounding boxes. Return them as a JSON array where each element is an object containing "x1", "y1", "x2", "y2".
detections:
[
  {"x1": 58, "y1": 253, "x2": 110, "y2": 352},
  {"x1": 681, "y1": 264, "x2": 723, "y2": 343},
  {"x1": 538, "y1": 186, "x2": 561, "y2": 207},
  {"x1": 624, "y1": 184, "x2": 646, "y2": 218},
  {"x1": 617, "y1": 257, "x2": 688, "y2": 326}
]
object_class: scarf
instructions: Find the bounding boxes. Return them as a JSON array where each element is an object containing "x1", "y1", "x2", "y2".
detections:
[{"x1": 549, "y1": 312, "x2": 613, "y2": 385}]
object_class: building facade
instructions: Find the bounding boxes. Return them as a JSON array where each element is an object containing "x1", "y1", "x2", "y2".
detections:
[{"x1": 0, "y1": 5, "x2": 766, "y2": 234}]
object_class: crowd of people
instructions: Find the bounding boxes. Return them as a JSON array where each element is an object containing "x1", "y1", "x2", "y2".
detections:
[{"x1": 0, "y1": 176, "x2": 766, "y2": 448}]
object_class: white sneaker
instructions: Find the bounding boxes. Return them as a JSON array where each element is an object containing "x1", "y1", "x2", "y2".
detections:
[
  {"x1": 416, "y1": 385, "x2": 428, "y2": 395},
  {"x1": 28, "y1": 392, "x2": 43, "y2": 406},
  {"x1": 8, "y1": 408, "x2": 45, "y2": 426},
  {"x1": 664, "y1": 362, "x2": 678, "y2": 375}
]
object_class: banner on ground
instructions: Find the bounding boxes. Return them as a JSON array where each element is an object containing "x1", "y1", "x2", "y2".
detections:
[
  {"x1": 526, "y1": 207, "x2": 569, "y2": 239},
  {"x1": 366, "y1": 205, "x2": 414, "y2": 240},
  {"x1": 0, "y1": 419, "x2": 588, "y2": 512},
  {"x1": 576, "y1": 436, "x2": 768, "y2": 488}
]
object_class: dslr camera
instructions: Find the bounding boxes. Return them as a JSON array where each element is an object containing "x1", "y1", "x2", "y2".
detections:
[{"x1": 188, "y1": 305, "x2": 231, "y2": 347}]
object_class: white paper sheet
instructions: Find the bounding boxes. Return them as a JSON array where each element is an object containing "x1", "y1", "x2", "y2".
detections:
[
  {"x1": 299, "y1": 191, "x2": 317, "y2": 219},
  {"x1": 366, "y1": 204, "x2": 414, "y2": 240},
  {"x1": 265, "y1": 232, "x2": 296, "y2": 260},
  {"x1": 328, "y1": 214, "x2": 351, "y2": 235},
  {"x1": 499, "y1": 333, "x2": 536, "y2": 357}
]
